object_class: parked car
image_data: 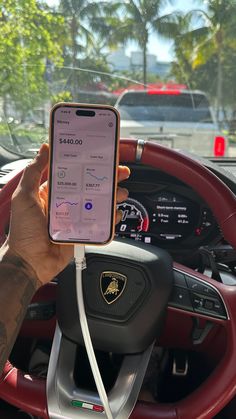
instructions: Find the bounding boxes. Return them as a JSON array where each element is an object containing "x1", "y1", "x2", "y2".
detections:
[{"x1": 115, "y1": 89, "x2": 228, "y2": 157}]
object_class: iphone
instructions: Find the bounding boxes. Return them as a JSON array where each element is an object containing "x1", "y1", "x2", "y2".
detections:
[{"x1": 48, "y1": 103, "x2": 119, "y2": 245}]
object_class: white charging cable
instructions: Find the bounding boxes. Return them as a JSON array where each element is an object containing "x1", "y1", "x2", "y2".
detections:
[{"x1": 74, "y1": 245, "x2": 114, "y2": 419}]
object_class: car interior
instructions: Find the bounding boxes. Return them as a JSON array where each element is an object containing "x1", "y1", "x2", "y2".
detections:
[{"x1": 1, "y1": 139, "x2": 236, "y2": 418}]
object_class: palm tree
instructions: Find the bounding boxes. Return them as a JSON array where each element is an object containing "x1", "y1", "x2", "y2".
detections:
[
  {"x1": 59, "y1": 0, "x2": 101, "y2": 96},
  {"x1": 187, "y1": 0, "x2": 236, "y2": 119},
  {"x1": 166, "y1": 13, "x2": 211, "y2": 90},
  {"x1": 107, "y1": 0, "x2": 177, "y2": 86},
  {"x1": 162, "y1": 13, "x2": 194, "y2": 89}
]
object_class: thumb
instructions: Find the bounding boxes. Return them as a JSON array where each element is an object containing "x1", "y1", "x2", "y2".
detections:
[{"x1": 20, "y1": 143, "x2": 49, "y2": 193}]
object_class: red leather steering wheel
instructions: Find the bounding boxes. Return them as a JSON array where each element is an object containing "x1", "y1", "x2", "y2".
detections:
[{"x1": 1, "y1": 139, "x2": 236, "y2": 418}]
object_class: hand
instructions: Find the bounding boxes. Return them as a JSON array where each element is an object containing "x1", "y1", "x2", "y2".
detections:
[{"x1": 6, "y1": 144, "x2": 130, "y2": 287}]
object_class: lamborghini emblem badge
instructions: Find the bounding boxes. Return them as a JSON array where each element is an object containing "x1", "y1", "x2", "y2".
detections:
[{"x1": 100, "y1": 271, "x2": 127, "y2": 304}]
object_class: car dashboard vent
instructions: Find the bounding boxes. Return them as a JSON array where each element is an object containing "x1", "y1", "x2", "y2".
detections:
[{"x1": 0, "y1": 168, "x2": 13, "y2": 178}]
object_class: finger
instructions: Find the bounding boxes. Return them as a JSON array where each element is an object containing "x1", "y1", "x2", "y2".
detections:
[
  {"x1": 115, "y1": 209, "x2": 123, "y2": 225},
  {"x1": 20, "y1": 144, "x2": 49, "y2": 193},
  {"x1": 116, "y1": 186, "x2": 129, "y2": 203},
  {"x1": 39, "y1": 181, "x2": 48, "y2": 212},
  {"x1": 39, "y1": 181, "x2": 48, "y2": 196},
  {"x1": 117, "y1": 166, "x2": 130, "y2": 183}
]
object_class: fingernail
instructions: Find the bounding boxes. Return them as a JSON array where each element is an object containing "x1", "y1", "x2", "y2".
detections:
[
  {"x1": 119, "y1": 166, "x2": 131, "y2": 179},
  {"x1": 125, "y1": 168, "x2": 131, "y2": 179}
]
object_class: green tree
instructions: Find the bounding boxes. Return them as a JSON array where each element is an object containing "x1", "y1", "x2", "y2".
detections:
[
  {"x1": 104, "y1": 0, "x2": 176, "y2": 85},
  {"x1": 58, "y1": 0, "x2": 102, "y2": 97},
  {"x1": 168, "y1": 13, "x2": 201, "y2": 89},
  {"x1": 188, "y1": 0, "x2": 236, "y2": 118},
  {"x1": 0, "y1": 0, "x2": 65, "y2": 117}
]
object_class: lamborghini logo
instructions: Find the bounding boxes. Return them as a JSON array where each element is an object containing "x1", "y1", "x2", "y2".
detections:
[{"x1": 100, "y1": 271, "x2": 127, "y2": 304}]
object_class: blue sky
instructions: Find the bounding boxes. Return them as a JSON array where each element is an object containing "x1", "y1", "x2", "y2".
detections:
[{"x1": 46, "y1": 0, "x2": 201, "y2": 62}]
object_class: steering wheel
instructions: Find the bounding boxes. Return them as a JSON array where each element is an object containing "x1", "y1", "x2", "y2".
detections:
[{"x1": 1, "y1": 139, "x2": 236, "y2": 419}]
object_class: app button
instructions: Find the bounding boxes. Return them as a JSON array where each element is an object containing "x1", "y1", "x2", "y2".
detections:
[
  {"x1": 57, "y1": 170, "x2": 66, "y2": 178},
  {"x1": 85, "y1": 202, "x2": 93, "y2": 210}
]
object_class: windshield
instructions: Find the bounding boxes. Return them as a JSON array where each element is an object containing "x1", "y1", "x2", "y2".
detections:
[{"x1": 1, "y1": 0, "x2": 236, "y2": 159}]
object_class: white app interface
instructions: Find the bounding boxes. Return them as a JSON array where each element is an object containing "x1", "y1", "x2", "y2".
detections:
[{"x1": 49, "y1": 107, "x2": 117, "y2": 242}]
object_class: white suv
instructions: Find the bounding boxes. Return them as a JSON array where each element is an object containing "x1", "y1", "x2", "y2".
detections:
[{"x1": 115, "y1": 89, "x2": 227, "y2": 158}]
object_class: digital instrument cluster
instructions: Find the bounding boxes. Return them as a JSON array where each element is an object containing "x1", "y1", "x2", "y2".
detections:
[{"x1": 116, "y1": 190, "x2": 218, "y2": 249}]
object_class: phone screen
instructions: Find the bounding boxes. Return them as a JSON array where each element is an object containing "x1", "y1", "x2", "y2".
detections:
[{"x1": 48, "y1": 104, "x2": 119, "y2": 244}]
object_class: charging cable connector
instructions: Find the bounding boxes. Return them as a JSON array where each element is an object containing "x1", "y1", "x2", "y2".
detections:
[{"x1": 74, "y1": 245, "x2": 114, "y2": 419}]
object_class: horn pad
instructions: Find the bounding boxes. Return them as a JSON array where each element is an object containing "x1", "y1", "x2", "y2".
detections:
[{"x1": 57, "y1": 239, "x2": 173, "y2": 354}]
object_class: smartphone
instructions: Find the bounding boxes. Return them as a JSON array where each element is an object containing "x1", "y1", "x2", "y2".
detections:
[{"x1": 48, "y1": 102, "x2": 119, "y2": 245}]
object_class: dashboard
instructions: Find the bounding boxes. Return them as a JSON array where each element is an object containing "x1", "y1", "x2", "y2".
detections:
[
  {"x1": 115, "y1": 165, "x2": 221, "y2": 254},
  {"x1": 0, "y1": 157, "x2": 235, "y2": 263}
]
